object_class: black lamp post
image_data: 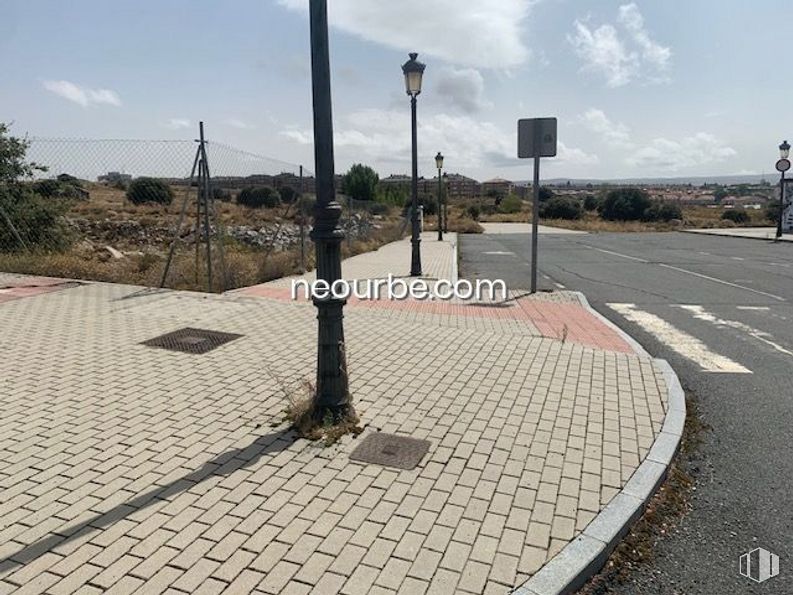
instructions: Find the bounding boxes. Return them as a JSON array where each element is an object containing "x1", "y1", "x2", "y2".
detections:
[
  {"x1": 435, "y1": 152, "x2": 444, "y2": 241},
  {"x1": 308, "y1": 0, "x2": 352, "y2": 420},
  {"x1": 776, "y1": 140, "x2": 791, "y2": 240},
  {"x1": 402, "y1": 52, "x2": 425, "y2": 276}
]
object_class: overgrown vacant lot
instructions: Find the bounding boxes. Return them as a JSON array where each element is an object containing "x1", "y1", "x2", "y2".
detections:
[{"x1": 0, "y1": 182, "x2": 405, "y2": 291}]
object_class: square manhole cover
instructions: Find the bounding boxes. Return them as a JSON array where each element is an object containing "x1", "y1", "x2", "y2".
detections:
[
  {"x1": 349, "y1": 433, "x2": 430, "y2": 470},
  {"x1": 141, "y1": 327, "x2": 243, "y2": 354}
]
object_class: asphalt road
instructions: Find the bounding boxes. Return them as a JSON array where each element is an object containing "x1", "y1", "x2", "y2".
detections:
[{"x1": 460, "y1": 225, "x2": 793, "y2": 594}]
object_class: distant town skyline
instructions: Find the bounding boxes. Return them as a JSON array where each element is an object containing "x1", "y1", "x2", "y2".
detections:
[{"x1": 1, "y1": 0, "x2": 790, "y2": 181}]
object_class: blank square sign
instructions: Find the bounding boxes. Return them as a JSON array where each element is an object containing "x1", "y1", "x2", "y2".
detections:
[{"x1": 517, "y1": 117, "x2": 558, "y2": 158}]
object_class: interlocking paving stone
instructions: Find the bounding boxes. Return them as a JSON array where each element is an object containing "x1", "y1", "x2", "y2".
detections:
[{"x1": 0, "y1": 253, "x2": 667, "y2": 594}]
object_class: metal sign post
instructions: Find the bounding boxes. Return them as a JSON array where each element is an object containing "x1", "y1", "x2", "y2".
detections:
[{"x1": 517, "y1": 117, "x2": 557, "y2": 293}]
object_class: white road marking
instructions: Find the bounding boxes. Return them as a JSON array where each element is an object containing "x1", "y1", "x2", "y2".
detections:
[
  {"x1": 769, "y1": 262, "x2": 790, "y2": 268},
  {"x1": 657, "y1": 264, "x2": 786, "y2": 302},
  {"x1": 736, "y1": 306, "x2": 770, "y2": 311},
  {"x1": 676, "y1": 305, "x2": 793, "y2": 358},
  {"x1": 593, "y1": 248, "x2": 649, "y2": 263},
  {"x1": 699, "y1": 251, "x2": 711, "y2": 256},
  {"x1": 554, "y1": 283, "x2": 566, "y2": 289},
  {"x1": 607, "y1": 303, "x2": 752, "y2": 374},
  {"x1": 588, "y1": 245, "x2": 786, "y2": 301},
  {"x1": 731, "y1": 257, "x2": 745, "y2": 261},
  {"x1": 483, "y1": 251, "x2": 516, "y2": 256}
]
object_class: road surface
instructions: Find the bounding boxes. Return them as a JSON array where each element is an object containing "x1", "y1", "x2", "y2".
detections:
[{"x1": 460, "y1": 224, "x2": 793, "y2": 594}]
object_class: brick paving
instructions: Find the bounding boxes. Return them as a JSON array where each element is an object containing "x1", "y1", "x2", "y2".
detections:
[{"x1": 0, "y1": 235, "x2": 668, "y2": 594}]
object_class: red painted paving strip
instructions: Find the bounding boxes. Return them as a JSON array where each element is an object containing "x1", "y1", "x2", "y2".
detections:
[
  {"x1": 0, "y1": 277, "x2": 79, "y2": 304},
  {"x1": 237, "y1": 285, "x2": 634, "y2": 353}
]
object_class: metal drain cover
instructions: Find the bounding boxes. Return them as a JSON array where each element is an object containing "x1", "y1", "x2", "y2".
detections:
[
  {"x1": 349, "y1": 433, "x2": 430, "y2": 470},
  {"x1": 141, "y1": 327, "x2": 243, "y2": 354}
]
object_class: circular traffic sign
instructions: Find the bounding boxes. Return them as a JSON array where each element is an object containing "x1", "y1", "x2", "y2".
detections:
[{"x1": 776, "y1": 158, "x2": 791, "y2": 173}]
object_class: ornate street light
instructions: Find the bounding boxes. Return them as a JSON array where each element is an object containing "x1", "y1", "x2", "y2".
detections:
[
  {"x1": 307, "y1": 0, "x2": 352, "y2": 420},
  {"x1": 402, "y1": 52, "x2": 425, "y2": 276},
  {"x1": 435, "y1": 152, "x2": 444, "y2": 241},
  {"x1": 775, "y1": 140, "x2": 791, "y2": 239}
]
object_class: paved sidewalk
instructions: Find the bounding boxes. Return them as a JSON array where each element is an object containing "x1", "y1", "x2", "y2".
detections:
[
  {"x1": 0, "y1": 235, "x2": 671, "y2": 595},
  {"x1": 684, "y1": 226, "x2": 793, "y2": 242}
]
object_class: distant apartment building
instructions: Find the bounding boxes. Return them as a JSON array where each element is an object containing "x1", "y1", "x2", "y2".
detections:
[
  {"x1": 481, "y1": 177, "x2": 513, "y2": 197},
  {"x1": 442, "y1": 173, "x2": 481, "y2": 200}
]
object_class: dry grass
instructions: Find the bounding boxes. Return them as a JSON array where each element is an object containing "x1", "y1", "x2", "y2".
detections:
[
  {"x1": 279, "y1": 343, "x2": 363, "y2": 446},
  {"x1": 445, "y1": 215, "x2": 484, "y2": 234},
  {"x1": 541, "y1": 216, "x2": 681, "y2": 233}
]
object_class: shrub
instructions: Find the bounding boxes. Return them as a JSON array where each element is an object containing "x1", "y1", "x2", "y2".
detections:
[
  {"x1": 421, "y1": 198, "x2": 437, "y2": 216},
  {"x1": 642, "y1": 201, "x2": 683, "y2": 222},
  {"x1": 540, "y1": 197, "x2": 583, "y2": 220},
  {"x1": 499, "y1": 194, "x2": 523, "y2": 214},
  {"x1": 32, "y1": 178, "x2": 88, "y2": 200},
  {"x1": 583, "y1": 195, "x2": 599, "y2": 211},
  {"x1": 467, "y1": 205, "x2": 481, "y2": 220},
  {"x1": 599, "y1": 188, "x2": 652, "y2": 221},
  {"x1": 0, "y1": 184, "x2": 70, "y2": 252},
  {"x1": 127, "y1": 177, "x2": 174, "y2": 205},
  {"x1": 722, "y1": 209, "x2": 750, "y2": 224},
  {"x1": 212, "y1": 187, "x2": 231, "y2": 202},
  {"x1": 32, "y1": 179, "x2": 61, "y2": 197},
  {"x1": 538, "y1": 186, "x2": 555, "y2": 202},
  {"x1": 765, "y1": 202, "x2": 781, "y2": 223},
  {"x1": 237, "y1": 186, "x2": 281, "y2": 208},
  {"x1": 279, "y1": 186, "x2": 298, "y2": 204}
]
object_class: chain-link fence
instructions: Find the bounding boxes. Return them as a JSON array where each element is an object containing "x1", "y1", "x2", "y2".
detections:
[{"x1": 0, "y1": 130, "x2": 405, "y2": 292}]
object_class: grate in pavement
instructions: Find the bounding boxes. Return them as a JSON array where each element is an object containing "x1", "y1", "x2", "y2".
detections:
[
  {"x1": 349, "y1": 432, "x2": 430, "y2": 470},
  {"x1": 141, "y1": 327, "x2": 243, "y2": 354}
]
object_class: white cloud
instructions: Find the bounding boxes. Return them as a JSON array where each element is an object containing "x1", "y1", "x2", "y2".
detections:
[
  {"x1": 42, "y1": 80, "x2": 121, "y2": 107},
  {"x1": 580, "y1": 108, "x2": 633, "y2": 148},
  {"x1": 434, "y1": 67, "x2": 491, "y2": 114},
  {"x1": 277, "y1": 0, "x2": 535, "y2": 69},
  {"x1": 569, "y1": 22, "x2": 637, "y2": 87},
  {"x1": 281, "y1": 108, "x2": 596, "y2": 172},
  {"x1": 618, "y1": 3, "x2": 671, "y2": 76},
  {"x1": 569, "y1": 3, "x2": 670, "y2": 87},
  {"x1": 165, "y1": 118, "x2": 191, "y2": 130},
  {"x1": 626, "y1": 133, "x2": 736, "y2": 171}
]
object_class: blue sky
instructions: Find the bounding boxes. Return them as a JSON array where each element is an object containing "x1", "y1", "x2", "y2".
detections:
[{"x1": 0, "y1": 0, "x2": 788, "y2": 181}]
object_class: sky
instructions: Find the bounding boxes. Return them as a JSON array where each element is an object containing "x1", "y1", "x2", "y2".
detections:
[{"x1": 0, "y1": 0, "x2": 789, "y2": 181}]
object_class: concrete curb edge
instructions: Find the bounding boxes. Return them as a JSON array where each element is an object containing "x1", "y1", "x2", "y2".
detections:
[
  {"x1": 511, "y1": 302, "x2": 686, "y2": 595},
  {"x1": 681, "y1": 229, "x2": 793, "y2": 243}
]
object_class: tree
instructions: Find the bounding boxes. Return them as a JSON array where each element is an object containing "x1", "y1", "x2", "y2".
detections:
[
  {"x1": 0, "y1": 123, "x2": 45, "y2": 182},
  {"x1": 713, "y1": 188, "x2": 729, "y2": 204},
  {"x1": 540, "y1": 197, "x2": 583, "y2": 220},
  {"x1": 0, "y1": 124, "x2": 68, "y2": 252},
  {"x1": 599, "y1": 187, "x2": 652, "y2": 221},
  {"x1": 127, "y1": 177, "x2": 174, "y2": 205},
  {"x1": 237, "y1": 186, "x2": 281, "y2": 208},
  {"x1": 342, "y1": 164, "x2": 379, "y2": 201}
]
